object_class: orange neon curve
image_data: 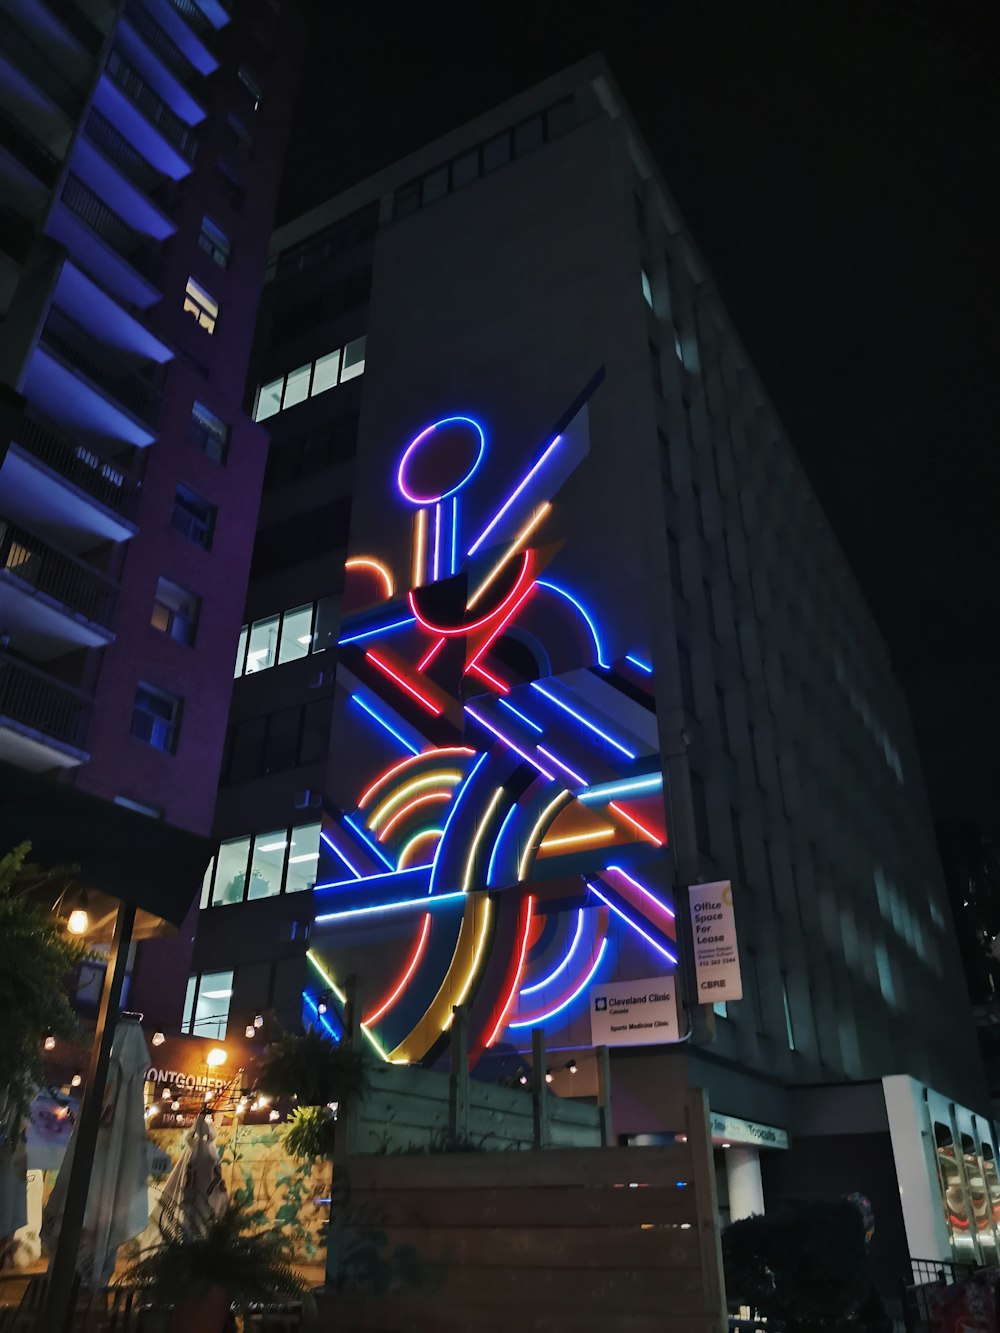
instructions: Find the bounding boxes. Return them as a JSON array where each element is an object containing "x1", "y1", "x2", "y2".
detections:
[
  {"x1": 397, "y1": 827, "x2": 443, "y2": 868},
  {"x1": 486, "y1": 894, "x2": 536, "y2": 1048},
  {"x1": 364, "y1": 913, "x2": 432, "y2": 1026},
  {"x1": 408, "y1": 551, "x2": 532, "y2": 638},
  {"x1": 358, "y1": 747, "x2": 475, "y2": 809},
  {"x1": 345, "y1": 556, "x2": 394, "y2": 598},
  {"x1": 375, "y1": 791, "x2": 452, "y2": 841}
]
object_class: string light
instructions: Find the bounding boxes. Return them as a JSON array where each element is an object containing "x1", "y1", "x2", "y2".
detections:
[
  {"x1": 70, "y1": 1073, "x2": 82, "y2": 1087},
  {"x1": 245, "y1": 1024, "x2": 255, "y2": 1039},
  {"x1": 67, "y1": 908, "x2": 89, "y2": 935},
  {"x1": 253, "y1": 1013, "x2": 264, "y2": 1029},
  {"x1": 43, "y1": 1032, "x2": 55, "y2": 1051},
  {"x1": 151, "y1": 1031, "x2": 165, "y2": 1046}
]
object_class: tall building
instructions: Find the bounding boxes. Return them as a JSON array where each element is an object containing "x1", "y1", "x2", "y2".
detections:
[
  {"x1": 0, "y1": 0, "x2": 300, "y2": 1028},
  {"x1": 200, "y1": 58, "x2": 991, "y2": 1275}
]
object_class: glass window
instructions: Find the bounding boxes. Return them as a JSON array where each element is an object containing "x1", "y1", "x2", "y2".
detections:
[
  {"x1": 340, "y1": 335, "x2": 366, "y2": 381},
  {"x1": 189, "y1": 401, "x2": 229, "y2": 462},
  {"x1": 237, "y1": 65, "x2": 262, "y2": 111},
  {"x1": 226, "y1": 715, "x2": 266, "y2": 784},
  {"x1": 513, "y1": 116, "x2": 543, "y2": 156},
  {"x1": 213, "y1": 835, "x2": 251, "y2": 905},
  {"x1": 300, "y1": 697, "x2": 332, "y2": 765},
  {"x1": 422, "y1": 165, "x2": 448, "y2": 204},
  {"x1": 312, "y1": 594, "x2": 340, "y2": 653},
  {"x1": 248, "y1": 830, "x2": 287, "y2": 901},
  {"x1": 311, "y1": 349, "x2": 340, "y2": 396},
  {"x1": 183, "y1": 278, "x2": 218, "y2": 334},
  {"x1": 285, "y1": 822, "x2": 320, "y2": 893},
  {"x1": 282, "y1": 362, "x2": 311, "y2": 410},
  {"x1": 171, "y1": 486, "x2": 215, "y2": 550},
  {"x1": 545, "y1": 97, "x2": 575, "y2": 139},
  {"x1": 254, "y1": 377, "x2": 283, "y2": 421},
  {"x1": 278, "y1": 603, "x2": 313, "y2": 663},
  {"x1": 451, "y1": 148, "x2": 479, "y2": 189},
  {"x1": 235, "y1": 625, "x2": 248, "y2": 677},
  {"x1": 482, "y1": 131, "x2": 511, "y2": 173},
  {"x1": 713, "y1": 1001, "x2": 728, "y2": 1018},
  {"x1": 781, "y1": 976, "x2": 795, "y2": 1050},
  {"x1": 200, "y1": 854, "x2": 215, "y2": 908},
  {"x1": 151, "y1": 577, "x2": 200, "y2": 647},
  {"x1": 130, "y1": 682, "x2": 181, "y2": 753},
  {"x1": 198, "y1": 216, "x2": 231, "y2": 268},
  {"x1": 245, "y1": 615, "x2": 279, "y2": 673},
  {"x1": 182, "y1": 975, "x2": 196, "y2": 1032},
  {"x1": 187, "y1": 969, "x2": 233, "y2": 1039},
  {"x1": 641, "y1": 269, "x2": 653, "y2": 309},
  {"x1": 393, "y1": 179, "x2": 421, "y2": 220},
  {"x1": 263, "y1": 707, "x2": 302, "y2": 772}
]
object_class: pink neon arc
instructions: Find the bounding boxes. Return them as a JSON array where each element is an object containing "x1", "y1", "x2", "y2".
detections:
[
  {"x1": 468, "y1": 577, "x2": 535, "y2": 670},
  {"x1": 397, "y1": 416, "x2": 486, "y2": 506},
  {"x1": 408, "y1": 551, "x2": 532, "y2": 638},
  {"x1": 357, "y1": 747, "x2": 475, "y2": 809},
  {"x1": 364, "y1": 913, "x2": 432, "y2": 1026},
  {"x1": 609, "y1": 801, "x2": 665, "y2": 846},
  {"x1": 486, "y1": 894, "x2": 535, "y2": 1048},
  {"x1": 366, "y1": 650, "x2": 443, "y2": 715}
]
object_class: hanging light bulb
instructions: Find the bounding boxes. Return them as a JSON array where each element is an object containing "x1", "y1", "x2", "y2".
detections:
[
  {"x1": 517, "y1": 1070, "x2": 528, "y2": 1086},
  {"x1": 253, "y1": 1013, "x2": 264, "y2": 1029},
  {"x1": 43, "y1": 1031, "x2": 55, "y2": 1051},
  {"x1": 151, "y1": 1031, "x2": 165, "y2": 1047},
  {"x1": 269, "y1": 1108, "x2": 280, "y2": 1122},
  {"x1": 317, "y1": 995, "x2": 328, "y2": 1015},
  {"x1": 206, "y1": 1048, "x2": 227, "y2": 1068},
  {"x1": 70, "y1": 1073, "x2": 82, "y2": 1088},
  {"x1": 566, "y1": 1059, "x2": 578, "y2": 1075},
  {"x1": 171, "y1": 1100, "x2": 180, "y2": 1112},
  {"x1": 544, "y1": 1069, "x2": 553, "y2": 1084},
  {"x1": 161, "y1": 1087, "x2": 171, "y2": 1101},
  {"x1": 245, "y1": 1024, "x2": 255, "y2": 1039},
  {"x1": 67, "y1": 908, "x2": 89, "y2": 935}
]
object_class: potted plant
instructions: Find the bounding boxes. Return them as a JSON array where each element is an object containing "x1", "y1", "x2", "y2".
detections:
[{"x1": 258, "y1": 1028, "x2": 368, "y2": 1108}]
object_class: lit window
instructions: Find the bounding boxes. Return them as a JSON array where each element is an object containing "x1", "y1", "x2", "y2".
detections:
[
  {"x1": 713, "y1": 1001, "x2": 728, "y2": 1018},
  {"x1": 151, "y1": 576, "x2": 200, "y2": 646},
  {"x1": 212, "y1": 836, "x2": 251, "y2": 905},
  {"x1": 340, "y1": 335, "x2": 366, "y2": 381},
  {"x1": 282, "y1": 362, "x2": 311, "y2": 410},
  {"x1": 278, "y1": 603, "x2": 313, "y2": 663},
  {"x1": 200, "y1": 853, "x2": 214, "y2": 908},
  {"x1": 183, "y1": 278, "x2": 218, "y2": 334},
  {"x1": 183, "y1": 969, "x2": 233, "y2": 1039},
  {"x1": 171, "y1": 485, "x2": 215, "y2": 550},
  {"x1": 246, "y1": 615, "x2": 279, "y2": 673},
  {"x1": 310, "y1": 350, "x2": 340, "y2": 396},
  {"x1": 130, "y1": 682, "x2": 181, "y2": 753},
  {"x1": 234, "y1": 625, "x2": 248, "y2": 677},
  {"x1": 641, "y1": 269, "x2": 653, "y2": 309},
  {"x1": 781, "y1": 976, "x2": 795, "y2": 1051},
  {"x1": 198, "y1": 216, "x2": 231, "y2": 269},
  {"x1": 255, "y1": 377, "x2": 283, "y2": 421},
  {"x1": 189, "y1": 401, "x2": 229, "y2": 463},
  {"x1": 248, "y1": 830, "x2": 287, "y2": 901},
  {"x1": 237, "y1": 66, "x2": 263, "y2": 111},
  {"x1": 285, "y1": 823, "x2": 321, "y2": 893}
]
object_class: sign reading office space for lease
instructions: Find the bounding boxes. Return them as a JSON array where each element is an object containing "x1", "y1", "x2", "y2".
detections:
[
  {"x1": 689, "y1": 880, "x2": 743, "y2": 1002},
  {"x1": 590, "y1": 976, "x2": 680, "y2": 1047}
]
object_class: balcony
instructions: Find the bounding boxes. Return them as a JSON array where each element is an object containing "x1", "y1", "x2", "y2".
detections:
[
  {"x1": 126, "y1": 2, "x2": 198, "y2": 84},
  {"x1": 0, "y1": 105, "x2": 60, "y2": 191},
  {"x1": 0, "y1": 653, "x2": 90, "y2": 769},
  {"x1": 0, "y1": 517, "x2": 117, "y2": 658},
  {"x1": 93, "y1": 50, "x2": 197, "y2": 181},
  {"x1": 168, "y1": 0, "x2": 213, "y2": 38},
  {"x1": 2, "y1": 18, "x2": 87, "y2": 122},
  {"x1": 84, "y1": 109, "x2": 166, "y2": 199},
  {"x1": 33, "y1": 306, "x2": 162, "y2": 445},
  {"x1": 0, "y1": 413, "x2": 140, "y2": 549},
  {"x1": 52, "y1": 171, "x2": 168, "y2": 309}
]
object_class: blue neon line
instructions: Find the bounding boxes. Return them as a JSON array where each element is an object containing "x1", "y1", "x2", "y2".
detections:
[
  {"x1": 467, "y1": 434, "x2": 563, "y2": 556},
  {"x1": 428, "y1": 751, "x2": 489, "y2": 895},
  {"x1": 579, "y1": 775, "x2": 663, "y2": 803},
  {"x1": 497, "y1": 698, "x2": 543, "y2": 733},
  {"x1": 303, "y1": 994, "x2": 342, "y2": 1042},
  {"x1": 343, "y1": 813, "x2": 394, "y2": 869},
  {"x1": 529, "y1": 682, "x2": 636, "y2": 759},
  {"x1": 509, "y1": 938, "x2": 609, "y2": 1028},
  {"x1": 315, "y1": 862, "x2": 433, "y2": 892},
  {"x1": 536, "y1": 745, "x2": 586, "y2": 786},
  {"x1": 487, "y1": 800, "x2": 519, "y2": 887},
  {"x1": 465, "y1": 706, "x2": 555, "y2": 779},
  {"x1": 319, "y1": 829, "x2": 362, "y2": 878},
  {"x1": 607, "y1": 864, "x2": 676, "y2": 919},
  {"x1": 588, "y1": 884, "x2": 678, "y2": 964},
  {"x1": 351, "y1": 694, "x2": 420, "y2": 755},
  {"x1": 338, "y1": 616, "x2": 416, "y2": 646},
  {"x1": 626, "y1": 653, "x2": 653, "y2": 674},
  {"x1": 315, "y1": 890, "x2": 466, "y2": 924},
  {"x1": 536, "y1": 580, "x2": 610, "y2": 669},
  {"x1": 450, "y1": 496, "x2": 459, "y2": 574},
  {"x1": 520, "y1": 908, "x2": 586, "y2": 996}
]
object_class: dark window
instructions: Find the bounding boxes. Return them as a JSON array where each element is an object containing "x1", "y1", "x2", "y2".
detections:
[
  {"x1": 226, "y1": 715, "x2": 266, "y2": 783},
  {"x1": 482, "y1": 131, "x2": 511, "y2": 173},
  {"x1": 250, "y1": 497, "x2": 352, "y2": 576},
  {"x1": 131, "y1": 682, "x2": 181, "y2": 753},
  {"x1": 313, "y1": 593, "x2": 341, "y2": 653},
  {"x1": 690, "y1": 771, "x2": 711, "y2": 856},
  {"x1": 451, "y1": 147, "x2": 479, "y2": 188},
  {"x1": 198, "y1": 216, "x2": 231, "y2": 268},
  {"x1": 545, "y1": 97, "x2": 575, "y2": 139},
  {"x1": 237, "y1": 65, "x2": 263, "y2": 110},
  {"x1": 657, "y1": 428, "x2": 673, "y2": 491},
  {"x1": 189, "y1": 401, "x2": 229, "y2": 463},
  {"x1": 215, "y1": 159, "x2": 245, "y2": 209},
  {"x1": 171, "y1": 485, "x2": 216, "y2": 549},
  {"x1": 634, "y1": 191, "x2": 645, "y2": 233},
  {"x1": 649, "y1": 339, "x2": 663, "y2": 396},
  {"x1": 678, "y1": 644, "x2": 696, "y2": 716},
  {"x1": 513, "y1": 115, "x2": 543, "y2": 156},
  {"x1": 422, "y1": 164, "x2": 448, "y2": 204},
  {"x1": 667, "y1": 530, "x2": 683, "y2": 599},
  {"x1": 393, "y1": 179, "x2": 421, "y2": 220},
  {"x1": 151, "y1": 577, "x2": 200, "y2": 646},
  {"x1": 263, "y1": 706, "x2": 302, "y2": 773},
  {"x1": 704, "y1": 580, "x2": 717, "y2": 639},
  {"x1": 300, "y1": 697, "x2": 333, "y2": 764}
]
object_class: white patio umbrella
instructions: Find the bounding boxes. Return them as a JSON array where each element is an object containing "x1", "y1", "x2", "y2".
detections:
[
  {"x1": 144, "y1": 1112, "x2": 227, "y2": 1245},
  {"x1": 41, "y1": 1017, "x2": 151, "y2": 1286}
]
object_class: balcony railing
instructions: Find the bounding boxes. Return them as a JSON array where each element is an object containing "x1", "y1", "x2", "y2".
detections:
[
  {"x1": 85, "y1": 110, "x2": 167, "y2": 198},
  {"x1": 0, "y1": 519, "x2": 117, "y2": 628},
  {"x1": 12, "y1": 415, "x2": 141, "y2": 522},
  {"x1": 61, "y1": 173, "x2": 155, "y2": 270},
  {"x1": 105, "y1": 49, "x2": 198, "y2": 161},
  {"x1": 168, "y1": 0, "x2": 213, "y2": 39},
  {"x1": 126, "y1": 2, "x2": 197, "y2": 83},
  {"x1": 4, "y1": 19, "x2": 86, "y2": 119},
  {"x1": 40, "y1": 307, "x2": 163, "y2": 429},
  {"x1": 0, "y1": 107, "x2": 60, "y2": 188},
  {"x1": 0, "y1": 653, "x2": 91, "y2": 752}
]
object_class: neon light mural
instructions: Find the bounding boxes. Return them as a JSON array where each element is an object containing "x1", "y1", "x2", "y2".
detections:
[{"x1": 310, "y1": 377, "x2": 676, "y2": 1066}]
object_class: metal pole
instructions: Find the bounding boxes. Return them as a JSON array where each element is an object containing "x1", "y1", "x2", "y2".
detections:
[{"x1": 41, "y1": 901, "x2": 136, "y2": 1333}]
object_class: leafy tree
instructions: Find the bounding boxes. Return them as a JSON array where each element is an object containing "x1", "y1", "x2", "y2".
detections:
[
  {"x1": 722, "y1": 1199, "x2": 870, "y2": 1332},
  {"x1": 258, "y1": 1028, "x2": 368, "y2": 1107}
]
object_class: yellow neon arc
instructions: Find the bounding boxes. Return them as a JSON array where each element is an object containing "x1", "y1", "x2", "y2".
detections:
[
  {"x1": 345, "y1": 556, "x2": 394, "y2": 598},
  {"x1": 377, "y1": 791, "x2": 451, "y2": 842},
  {"x1": 539, "y1": 827, "x2": 616, "y2": 852},
  {"x1": 367, "y1": 770, "x2": 464, "y2": 828},
  {"x1": 442, "y1": 895, "x2": 493, "y2": 1032},
  {"x1": 306, "y1": 950, "x2": 390, "y2": 1062},
  {"x1": 397, "y1": 827, "x2": 444, "y2": 868},
  {"x1": 358, "y1": 746, "x2": 475, "y2": 809},
  {"x1": 461, "y1": 787, "x2": 506, "y2": 893},
  {"x1": 466, "y1": 503, "x2": 552, "y2": 610},
  {"x1": 517, "y1": 790, "x2": 573, "y2": 880}
]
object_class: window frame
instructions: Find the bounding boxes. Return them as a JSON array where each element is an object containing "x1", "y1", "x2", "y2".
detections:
[
  {"x1": 183, "y1": 277, "x2": 219, "y2": 334},
  {"x1": 130, "y1": 680, "x2": 182, "y2": 754}
]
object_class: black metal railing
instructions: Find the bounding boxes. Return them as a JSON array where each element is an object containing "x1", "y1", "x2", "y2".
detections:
[
  {"x1": 105, "y1": 49, "x2": 197, "y2": 161},
  {"x1": 0, "y1": 653, "x2": 91, "y2": 752},
  {"x1": 0, "y1": 107, "x2": 60, "y2": 188},
  {"x1": 61, "y1": 173, "x2": 152, "y2": 267},
  {"x1": 168, "y1": 0, "x2": 213, "y2": 39},
  {"x1": 126, "y1": 2, "x2": 197, "y2": 83},
  {"x1": 40, "y1": 307, "x2": 163, "y2": 428},
  {"x1": 3, "y1": 19, "x2": 86, "y2": 119},
  {"x1": 85, "y1": 110, "x2": 166, "y2": 197},
  {"x1": 11, "y1": 416, "x2": 140, "y2": 522},
  {"x1": 0, "y1": 519, "x2": 117, "y2": 628}
]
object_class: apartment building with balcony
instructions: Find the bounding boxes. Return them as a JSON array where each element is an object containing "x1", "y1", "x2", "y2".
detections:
[{"x1": 0, "y1": 0, "x2": 301, "y2": 1027}]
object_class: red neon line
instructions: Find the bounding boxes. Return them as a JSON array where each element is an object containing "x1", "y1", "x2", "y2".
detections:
[
  {"x1": 357, "y1": 746, "x2": 475, "y2": 808},
  {"x1": 408, "y1": 551, "x2": 531, "y2": 637},
  {"x1": 366, "y1": 650, "x2": 443, "y2": 715},
  {"x1": 609, "y1": 801, "x2": 665, "y2": 846},
  {"x1": 486, "y1": 895, "x2": 535, "y2": 1048},
  {"x1": 364, "y1": 913, "x2": 432, "y2": 1026},
  {"x1": 418, "y1": 637, "x2": 446, "y2": 671},
  {"x1": 468, "y1": 661, "x2": 510, "y2": 694},
  {"x1": 376, "y1": 791, "x2": 452, "y2": 841},
  {"x1": 468, "y1": 575, "x2": 535, "y2": 669}
]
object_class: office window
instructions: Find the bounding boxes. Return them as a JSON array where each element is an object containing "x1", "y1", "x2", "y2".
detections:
[
  {"x1": 198, "y1": 216, "x2": 231, "y2": 268},
  {"x1": 189, "y1": 401, "x2": 229, "y2": 463},
  {"x1": 252, "y1": 339, "x2": 367, "y2": 422},
  {"x1": 278, "y1": 603, "x2": 313, "y2": 663},
  {"x1": 311, "y1": 349, "x2": 340, "y2": 396},
  {"x1": 151, "y1": 577, "x2": 200, "y2": 646},
  {"x1": 641, "y1": 269, "x2": 653, "y2": 309},
  {"x1": 263, "y1": 706, "x2": 303, "y2": 773},
  {"x1": 451, "y1": 148, "x2": 479, "y2": 189},
  {"x1": 182, "y1": 969, "x2": 233, "y2": 1039},
  {"x1": 393, "y1": 179, "x2": 421, "y2": 220},
  {"x1": 255, "y1": 377, "x2": 283, "y2": 422},
  {"x1": 513, "y1": 115, "x2": 543, "y2": 156},
  {"x1": 183, "y1": 278, "x2": 218, "y2": 334},
  {"x1": 213, "y1": 835, "x2": 251, "y2": 905},
  {"x1": 422, "y1": 165, "x2": 448, "y2": 204},
  {"x1": 482, "y1": 131, "x2": 511, "y2": 173},
  {"x1": 171, "y1": 485, "x2": 215, "y2": 549},
  {"x1": 130, "y1": 682, "x2": 181, "y2": 753},
  {"x1": 713, "y1": 1001, "x2": 728, "y2": 1018},
  {"x1": 234, "y1": 625, "x2": 248, "y2": 677},
  {"x1": 340, "y1": 335, "x2": 366, "y2": 381},
  {"x1": 282, "y1": 362, "x2": 312, "y2": 411},
  {"x1": 246, "y1": 614, "x2": 279, "y2": 673},
  {"x1": 237, "y1": 65, "x2": 263, "y2": 111},
  {"x1": 248, "y1": 829, "x2": 287, "y2": 900},
  {"x1": 545, "y1": 97, "x2": 575, "y2": 138},
  {"x1": 730, "y1": 808, "x2": 747, "y2": 885},
  {"x1": 781, "y1": 975, "x2": 796, "y2": 1051},
  {"x1": 285, "y1": 823, "x2": 321, "y2": 893}
]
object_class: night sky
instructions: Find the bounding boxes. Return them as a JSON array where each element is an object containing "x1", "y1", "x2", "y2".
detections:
[{"x1": 279, "y1": 0, "x2": 999, "y2": 835}]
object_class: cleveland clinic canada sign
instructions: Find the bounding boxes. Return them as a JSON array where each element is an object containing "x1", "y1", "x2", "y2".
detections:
[{"x1": 589, "y1": 976, "x2": 680, "y2": 1047}]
